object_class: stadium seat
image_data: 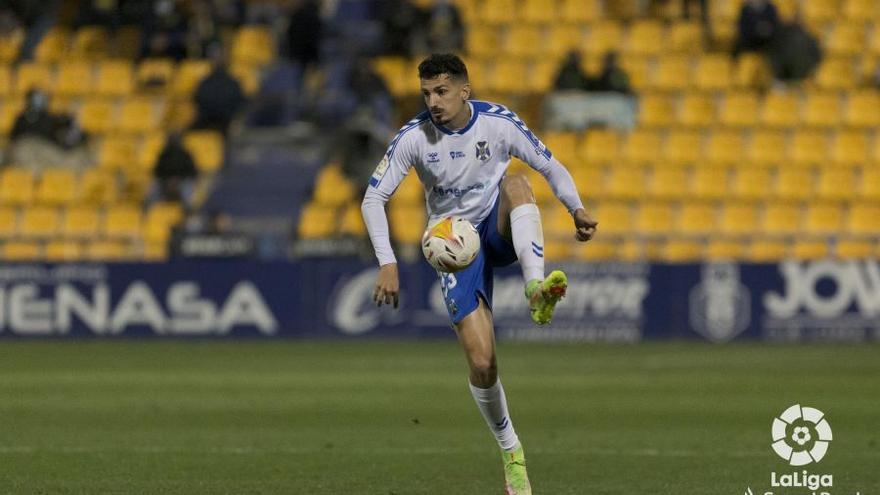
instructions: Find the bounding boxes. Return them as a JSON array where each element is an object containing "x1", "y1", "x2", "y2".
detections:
[
  {"x1": 761, "y1": 202, "x2": 801, "y2": 235},
  {"x1": 836, "y1": 239, "x2": 874, "y2": 259},
  {"x1": 585, "y1": 21, "x2": 624, "y2": 56},
  {"x1": 546, "y1": 25, "x2": 583, "y2": 59},
  {"x1": 790, "y1": 130, "x2": 830, "y2": 166},
  {"x1": 95, "y1": 60, "x2": 134, "y2": 97},
  {"x1": 858, "y1": 168, "x2": 880, "y2": 200},
  {"x1": 45, "y1": 240, "x2": 83, "y2": 261},
  {"x1": 619, "y1": 56, "x2": 650, "y2": 90},
  {"x1": 804, "y1": 203, "x2": 844, "y2": 235},
  {"x1": 634, "y1": 201, "x2": 675, "y2": 237},
  {"x1": 117, "y1": 97, "x2": 165, "y2": 133},
  {"x1": 18, "y1": 206, "x2": 59, "y2": 238},
  {"x1": 803, "y1": 0, "x2": 840, "y2": 26},
  {"x1": 647, "y1": 166, "x2": 688, "y2": 200},
  {"x1": 144, "y1": 241, "x2": 168, "y2": 261},
  {"x1": 664, "y1": 130, "x2": 703, "y2": 164},
  {"x1": 814, "y1": 57, "x2": 857, "y2": 89},
  {"x1": 747, "y1": 239, "x2": 788, "y2": 261},
  {"x1": 0, "y1": 99, "x2": 22, "y2": 135},
  {"x1": 652, "y1": 55, "x2": 691, "y2": 91},
  {"x1": 637, "y1": 93, "x2": 674, "y2": 127},
  {"x1": 792, "y1": 240, "x2": 829, "y2": 260},
  {"x1": 760, "y1": 92, "x2": 800, "y2": 128},
  {"x1": 70, "y1": 26, "x2": 109, "y2": 60},
  {"x1": 816, "y1": 167, "x2": 856, "y2": 201},
  {"x1": 832, "y1": 130, "x2": 869, "y2": 165},
  {"x1": 2, "y1": 241, "x2": 42, "y2": 260},
  {"x1": 690, "y1": 167, "x2": 729, "y2": 200},
  {"x1": 139, "y1": 132, "x2": 167, "y2": 171},
  {"x1": 392, "y1": 173, "x2": 423, "y2": 206},
  {"x1": 15, "y1": 62, "x2": 53, "y2": 94},
  {"x1": 0, "y1": 29, "x2": 23, "y2": 63},
  {"x1": 79, "y1": 169, "x2": 117, "y2": 205},
  {"x1": 505, "y1": 26, "x2": 543, "y2": 58},
  {"x1": 35, "y1": 168, "x2": 78, "y2": 205},
  {"x1": 669, "y1": 21, "x2": 703, "y2": 54},
  {"x1": 85, "y1": 240, "x2": 130, "y2": 261},
  {"x1": 231, "y1": 26, "x2": 275, "y2": 66},
  {"x1": 706, "y1": 239, "x2": 745, "y2": 260},
  {"x1": 0, "y1": 66, "x2": 11, "y2": 96},
  {"x1": 677, "y1": 202, "x2": 716, "y2": 236},
  {"x1": 844, "y1": 90, "x2": 880, "y2": 127},
  {"x1": 718, "y1": 202, "x2": 759, "y2": 237},
  {"x1": 677, "y1": 94, "x2": 715, "y2": 127},
  {"x1": 0, "y1": 207, "x2": 17, "y2": 237},
  {"x1": 298, "y1": 203, "x2": 336, "y2": 239},
  {"x1": 466, "y1": 29, "x2": 501, "y2": 60},
  {"x1": 747, "y1": 131, "x2": 787, "y2": 166},
  {"x1": 624, "y1": 20, "x2": 665, "y2": 56},
  {"x1": 137, "y1": 58, "x2": 176, "y2": 89},
  {"x1": 526, "y1": 59, "x2": 558, "y2": 93},
  {"x1": 571, "y1": 165, "x2": 606, "y2": 199},
  {"x1": 692, "y1": 54, "x2": 731, "y2": 91},
  {"x1": 774, "y1": 168, "x2": 815, "y2": 200},
  {"x1": 622, "y1": 130, "x2": 661, "y2": 164},
  {"x1": 593, "y1": 202, "x2": 633, "y2": 236},
  {"x1": 0, "y1": 168, "x2": 34, "y2": 206},
  {"x1": 530, "y1": 171, "x2": 555, "y2": 204},
  {"x1": 521, "y1": 0, "x2": 556, "y2": 24},
  {"x1": 560, "y1": 0, "x2": 601, "y2": 23},
  {"x1": 97, "y1": 135, "x2": 137, "y2": 170},
  {"x1": 574, "y1": 239, "x2": 619, "y2": 261},
  {"x1": 487, "y1": 58, "x2": 527, "y2": 93},
  {"x1": 844, "y1": 0, "x2": 878, "y2": 20},
  {"x1": 62, "y1": 206, "x2": 101, "y2": 238},
  {"x1": 78, "y1": 98, "x2": 116, "y2": 134},
  {"x1": 339, "y1": 203, "x2": 366, "y2": 237},
  {"x1": 581, "y1": 129, "x2": 621, "y2": 164},
  {"x1": 183, "y1": 131, "x2": 224, "y2": 172},
  {"x1": 606, "y1": 166, "x2": 646, "y2": 200},
  {"x1": 389, "y1": 205, "x2": 426, "y2": 244},
  {"x1": 54, "y1": 61, "x2": 94, "y2": 97},
  {"x1": 173, "y1": 60, "x2": 212, "y2": 96},
  {"x1": 718, "y1": 91, "x2": 759, "y2": 127},
  {"x1": 734, "y1": 53, "x2": 770, "y2": 88},
  {"x1": 802, "y1": 92, "x2": 842, "y2": 127},
  {"x1": 730, "y1": 167, "x2": 772, "y2": 200},
  {"x1": 543, "y1": 132, "x2": 578, "y2": 165},
  {"x1": 661, "y1": 239, "x2": 703, "y2": 262},
  {"x1": 847, "y1": 203, "x2": 880, "y2": 234},
  {"x1": 705, "y1": 130, "x2": 744, "y2": 164},
  {"x1": 827, "y1": 24, "x2": 866, "y2": 56},
  {"x1": 34, "y1": 27, "x2": 69, "y2": 62},
  {"x1": 102, "y1": 205, "x2": 143, "y2": 239},
  {"x1": 145, "y1": 202, "x2": 184, "y2": 244},
  {"x1": 313, "y1": 165, "x2": 355, "y2": 207}
]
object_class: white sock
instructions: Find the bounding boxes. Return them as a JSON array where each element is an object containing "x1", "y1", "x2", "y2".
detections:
[
  {"x1": 510, "y1": 203, "x2": 545, "y2": 283},
  {"x1": 469, "y1": 379, "x2": 521, "y2": 452}
]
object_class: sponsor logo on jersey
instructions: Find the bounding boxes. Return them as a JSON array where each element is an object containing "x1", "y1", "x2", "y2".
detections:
[
  {"x1": 432, "y1": 182, "x2": 485, "y2": 198},
  {"x1": 475, "y1": 141, "x2": 491, "y2": 161},
  {"x1": 449, "y1": 150, "x2": 466, "y2": 160},
  {"x1": 426, "y1": 152, "x2": 440, "y2": 164}
]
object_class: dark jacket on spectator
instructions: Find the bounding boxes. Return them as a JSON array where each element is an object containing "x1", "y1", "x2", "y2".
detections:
[{"x1": 193, "y1": 65, "x2": 245, "y2": 133}]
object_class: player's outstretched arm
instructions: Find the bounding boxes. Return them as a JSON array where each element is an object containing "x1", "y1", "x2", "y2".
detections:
[{"x1": 373, "y1": 263, "x2": 400, "y2": 308}]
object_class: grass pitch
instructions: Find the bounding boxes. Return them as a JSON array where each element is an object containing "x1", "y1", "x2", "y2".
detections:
[{"x1": 0, "y1": 341, "x2": 877, "y2": 494}]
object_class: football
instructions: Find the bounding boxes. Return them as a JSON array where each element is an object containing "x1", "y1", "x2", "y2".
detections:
[{"x1": 421, "y1": 216, "x2": 480, "y2": 273}]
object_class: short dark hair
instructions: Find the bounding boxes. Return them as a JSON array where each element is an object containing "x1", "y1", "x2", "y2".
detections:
[{"x1": 418, "y1": 53, "x2": 468, "y2": 82}]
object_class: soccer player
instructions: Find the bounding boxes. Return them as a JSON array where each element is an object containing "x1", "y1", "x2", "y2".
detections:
[{"x1": 361, "y1": 53, "x2": 597, "y2": 494}]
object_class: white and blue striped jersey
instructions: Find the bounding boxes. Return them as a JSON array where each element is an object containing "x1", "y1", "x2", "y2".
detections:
[{"x1": 362, "y1": 100, "x2": 584, "y2": 266}]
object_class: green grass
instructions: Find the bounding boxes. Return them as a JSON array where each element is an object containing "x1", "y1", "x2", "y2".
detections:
[{"x1": 0, "y1": 341, "x2": 877, "y2": 494}]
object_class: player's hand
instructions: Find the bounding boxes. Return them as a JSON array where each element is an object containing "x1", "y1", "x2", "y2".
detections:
[
  {"x1": 573, "y1": 208, "x2": 598, "y2": 242},
  {"x1": 373, "y1": 263, "x2": 400, "y2": 309}
]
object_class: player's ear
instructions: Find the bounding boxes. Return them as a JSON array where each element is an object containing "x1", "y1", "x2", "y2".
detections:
[{"x1": 460, "y1": 82, "x2": 471, "y2": 100}]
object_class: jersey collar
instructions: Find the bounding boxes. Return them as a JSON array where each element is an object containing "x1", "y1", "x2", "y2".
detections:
[{"x1": 433, "y1": 101, "x2": 477, "y2": 136}]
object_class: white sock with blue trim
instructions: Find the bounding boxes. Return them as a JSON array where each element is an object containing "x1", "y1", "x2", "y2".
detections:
[
  {"x1": 469, "y1": 379, "x2": 521, "y2": 452},
  {"x1": 510, "y1": 203, "x2": 545, "y2": 283}
]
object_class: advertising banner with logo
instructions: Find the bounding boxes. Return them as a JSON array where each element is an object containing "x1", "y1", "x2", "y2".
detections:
[{"x1": 0, "y1": 260, "x2": 878, "y2": 341}]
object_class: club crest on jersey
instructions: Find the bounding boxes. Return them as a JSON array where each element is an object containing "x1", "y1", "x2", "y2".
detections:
[
  {"x1": 475, "y1": 141, "x2": 491, "y2": 162},
  {"x1": 426, "y1": 152, "x2": 440, "y2": 164}
]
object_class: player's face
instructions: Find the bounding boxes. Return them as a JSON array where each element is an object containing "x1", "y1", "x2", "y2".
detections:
[{"x1": 420, "y1": 74, "x2": 470, "y2": 127}]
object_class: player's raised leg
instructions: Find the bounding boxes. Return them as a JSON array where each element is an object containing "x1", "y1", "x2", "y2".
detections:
[
  {"x1": 497, "y1": 174, "x2": 567, "y2": 325},
  {"x1": 455, "y1": 298, "x2": 531, "y2": 495}
]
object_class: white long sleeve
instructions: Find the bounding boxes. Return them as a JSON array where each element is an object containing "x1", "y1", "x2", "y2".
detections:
[
  {"x1": 534, "y1": 157, "x2": 584, "y2": 214},
  {"x1": 361, "y1": 186, "x2": 397, "y2": 266}
]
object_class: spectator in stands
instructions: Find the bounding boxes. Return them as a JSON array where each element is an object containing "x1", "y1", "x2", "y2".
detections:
[
  {"x1": 286, "y1": 0, "x2": 322, "y2": 72},
  {"x1": 425, "y1": 0, "x2": 464, "y2": 53},
  {"x1": 380, "y1": 0, "x2": 427, "y2": 57},
  {"x1": 140, "y1": 0, "x2": 189, "y2": 61},
  {"x1": 767, "y1": 11, "x2": 822, "y2": 84},
  {"x1": 552, "y1": 51, "x2": 591, "y2": 91},
  {"x1": 8, "y1": 89, "x2": 91, "y2": 172},
  {"x1": 186, "y1": 0, "x2": 220, "y2": 58},
  {"x1": 192, "y1": 44, "x2": 246, "y2": 135},
  {"x1": 338, "y1": 107, "x2": 392, "y2": 194},
  {"x1": 75, "y1": 0, "x2": 123, "y2": 29},
  {"x1": 151, "y1": 131, "x2": 198, "y2": 207},
  {"x1": 591, "y1": 51, "x2": 631, "y2": 94},
  {"x1": 732, "y1": 0, "x2": 780, "y2": 58},
  {"x1": 349, "y1": 60, "x2": 393, "y2": 127}
]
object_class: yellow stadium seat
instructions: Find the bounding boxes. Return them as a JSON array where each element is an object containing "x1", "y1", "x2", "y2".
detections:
[
  {"x1": 832, "y1": 130, "x2": 869, "y2": 165},
  {"x1": 34, "y1": 27, "x2": 69, "y2": 62},
  {"x1": 35, "y1": 169, "x2": 78, "y2": 205},
  {"x1": 731, "y1": 167, "x2": 772, "y2": 200},
  {"x1": 339, "y1": 203, "x2": 366, "y2": 237},
  {"x1": 145, "y1": 202, "x2": 184, "y2": 244},
  {"x1": 79, "y1": 169, "x2": 117, "y2": 205},
  {"x1": 117, "y1": 97, "x2": 165, "y2": 133},
  {"x1": 814, "y1": 57, "x2": 857, "y2": 90},
  {"x1": 19, "y1": 206, "x2": 60, "y2": 238},
  {"x1": 803, "y1": 0, "x2": 839, "y2": 26},
  {"x1": 85, "y1": 240, "x2": 130, "y2": 261},
  {"x1": 0, "y1": 29, "x2": 23, "y2": 63},
  {"x1": 97, "y1": 135, "x2": 138, "y2": 170},
  {"x1": 389, "y1": 205, "x2": 426, "y2": 244},
  {"x1": 762, "y1": 202, "x2": 802, "y2": 236},
  {"x1": 705, "y1": 130, "x2": 744, "y2": 164},
  {"x1": 634, "y1": 202, "x2": 675, "y2": 237},
  {"x1": 652, "y1": 55, "x2": 690, "y2": 91},
  {"x1": 466, "y1": 29, "x2": 501, "y2": 60},
  {"x1": 622, "y1": 130, "x2": 661, "y2": 164},
  {"x1": 802, "y1": 92, "x2": 842, "y2": 127},
  {"x1": 706, "y1": 239, "x2": 745, "y2": 260},
  {"x1": 677, "y1": 202, "x2": 716, "y2": 236},
  {"x1": 173, "y1": 59, "x2": 212, "y2": 96},
  {"x1": 487, "y1": 59, "x2": 527, "y2": 93},
  {"x1": 718, "y1": 91, "x2": 759, "y2": 127},
  {"x1": 792, "y1": 240, "x2": 829, "y2": 260},
  {"x1": 530, "y1": 172, "x2": 555, "y2": 204},
  {"x1": 120, "y1": 170, "x2": 151, "y2": 204},
  {"x1": 836, "y1": 239, "x2": 874, "y2": 259},
  {"x1": 0, "y1": 99, "x2": 23, "y2": 135},
  {"x1": 230, "y1": 63, "x2": 260, "y2": 97},
  {"x1": 847, "y1": 203, "x2": 880, "y2": 234},
  {"x1": 585, "y1": 21, "x2": 623, "y2": 56},
  {"x1": 70, "y1": 26, "x2": 109, "y2": 60},
  {"x1": 560, "y1": 0, "x2": 601, "y2": 23},
  {"x1": 827, "y1": 24, "x2": 866, "y2": 56},
  {"x1": 690, "y1": 167, "x2": 729, "y2": 200},
  {"x1": 637, "y1": 93, "x2": 674, "y2": 127},
  {"x1": 664, "y1": 130, "x2": 703, "y2": 164},
  {"x1": 392, "y1": 173, "x2": 423, "y2": 206},
  {"x1": 231, "y1": 26, "x2": 274, "y2": 66},
  {"x1": 619, "y1": 56, "x2": 650, "y2": 90},
  {"x1": 45, "y1": 240, "x2": 83, "y2": 261},
  {"x1": 137, "y1": 58, "x2": 175, "y2": 89},
  {"x1": 748, "y1": 131, "x2": 787, "y2": 165},
  {"x1": 669, "y1": 21, "x2": 702, "y2": 54},
  {"x1": 505, "y1": 26, "x2": 543, "y2": 58},
  {"x1": 816, "y1": 167, "x2": 856, "y2": 201},
  {"x1": 144, "y1": 240, "x2": 168, "y2": 261},
  {"x1": 844, "y1": 0, "x2": 878, "y2": 20},
  {"x1": 0, "y1": 66, "x2": 11, "y2": 96},
  {"x1": 15, "y1": 62, "x2": 52, "y2": 94},
  {"x1": 183, "y1": 131, "x2": 224, "y2": 172},
  {"x1": 574, "y1": 239, "x2": 620, "y2": 261},
  {"x1": 521, "y1": 0, "x2": 556, "y2": 24},
  {"x1": 2, "y1": 241, "x2": 42, "y2": 260},
  {"x1": 790, "y1": 130, "x2": 830, "y2": 166},
  {"x1": 103, "y1": 205, "x2": 143, "y2": 239},
  {"x1": 774, "y1": 168, "x2": 815, "y2": 200},
  {"x1": 572, "y1": 165, "x2": 606, "y2": 199},
  {"x1": 625, "y1": 20, "x2": 665, "y2": 56},
  {"x1": 734, "y1": 53, "x2": 770, "y2": 88},
  {"x1": 858, "y1": 168, "x2": 880, "y2": 200},
  {"x1": 54, "y1": 61, "x2": 94, "y2": 97},
  {"x1": 546, "y1": 25, "x2": 583, "y2": 58},
  {"x1": 677, "y1": 94, "x2": 715, "y2": 127},
  {"x1": 606, "y1": 166, "x2": 646, "y2": 200},
  {"x1": 648, "y1": 166, "x2": 688, "y2": 200},
  {"x1": 298, "y1": 203, "x2": 336, "y2": 239},
  {"x1": 0, "y1": 168, "x2": 34, "y2": 206},
  {"x1": 313, "y1": 165, "x2": 355, "y2": 207},
  {"x1": 527, "y1": 58, "x2": 559, "y2": 93},
  {"x1": 718, "y1": 202, "x2": 760, "y2": 237},
  {"x1": 693, "y1": 54, "x2": 731, "y2": 91},
  {"x1": 760, "y1": 92, "x2": 800, "y2": 128},
  {"x1": 62, "y1": 206, "x2": 101, "y2": 238},
  {"x1": 748, "y1": 239, "x2": 788, "y2": 261},
  {"x1": 594, "y1": 202, "x2": 633, "y2": 236},
  {"x1": 844, "y1": 90, "x2": 880, "y2": 127},
  {"x1": 95, "y1": 60, "x2": 134, "y2": 97},
  {"x1": 581, "y1": 129, "x2": 621, "y2": 164},
  {"x1": 78, "y1": 98, "x2": 116, "y2": 134},
  {"x1": 543, "y1": 132, "x2": 578, "y2": 165},
  {"x1": 804, "y1": 203, "x2": 844, "y2": 235},
  {"x1": 661, "y1": 239, "x2": 704, "y2": 262},
  {"x1": 139, "y1": 132, "x2": 166, "y2": 171},
  {"x1": 372, "y1": 56, "x2": 407, "y2": 96},
  {"x1": 0, "y1": 207, "x2": 17, "y2": 237}
]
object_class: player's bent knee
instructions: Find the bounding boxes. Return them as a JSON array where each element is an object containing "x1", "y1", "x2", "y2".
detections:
[
  {"x1": 469, "y1": 355, "x2": 497, "y2": 386},
  {"x1": 501, "y1": 174, "x2": 535, "y2": 204}
]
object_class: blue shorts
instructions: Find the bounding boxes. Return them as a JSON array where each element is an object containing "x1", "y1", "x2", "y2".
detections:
[{"x1": 439, "y1": 196, "x2": 518, "y2": 324}]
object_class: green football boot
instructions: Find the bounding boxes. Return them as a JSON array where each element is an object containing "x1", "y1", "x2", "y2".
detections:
[
  {"x1": 502, "y1": 445, "x2": 532, "y2": 495},
  {"x1": 525, "y1": 270, "x2": 568, "y2": 325}
]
